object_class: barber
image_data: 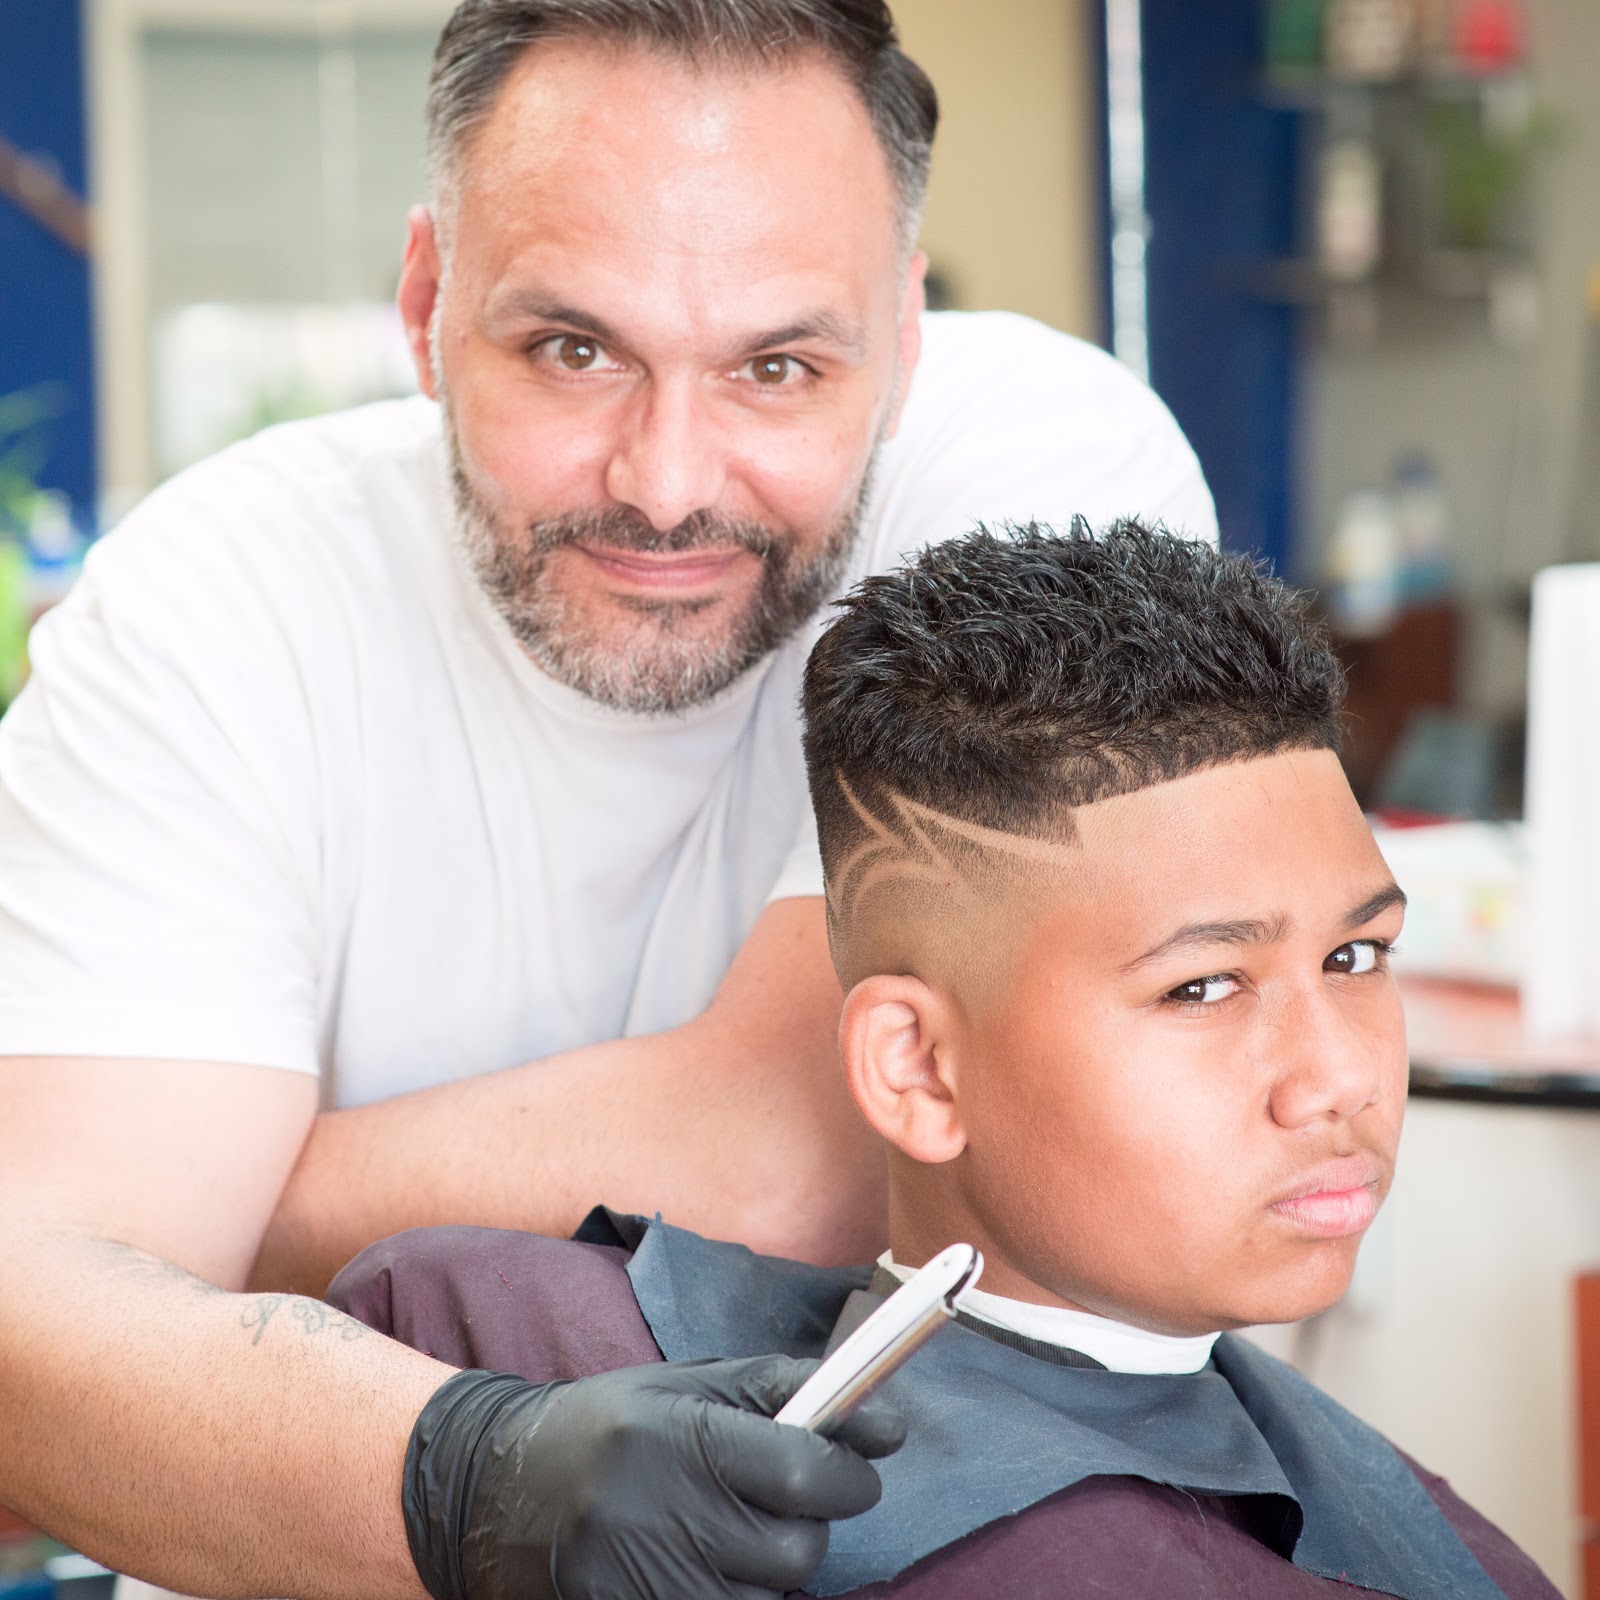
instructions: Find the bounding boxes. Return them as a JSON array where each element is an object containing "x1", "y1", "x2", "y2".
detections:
[{"x1": 0, "y1": 1, "x2": 1213, "y2": 1596}]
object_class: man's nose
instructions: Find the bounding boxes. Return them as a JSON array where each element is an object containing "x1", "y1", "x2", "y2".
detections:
[
  {"x1": 603, "y1": 380, "x2": 728, "y2": 533},
  {"x1": 1266, "y1": 983, "x2": 1389, "y2": 1130}
]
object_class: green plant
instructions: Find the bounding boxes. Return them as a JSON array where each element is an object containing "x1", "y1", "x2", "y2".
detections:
[
  {"x1": 1426, "y1": 97, "x2": 1557, "y2": 250},
  {"x1": 0, "y1": 383, "x2": 67, "y2": 538}
]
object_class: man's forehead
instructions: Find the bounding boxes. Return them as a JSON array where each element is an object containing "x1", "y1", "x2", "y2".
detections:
[
  {"x1": 457, "y1": 38, "x2": 897, "y2": 235},
  {"x1": 443, "y1": 38, "x2": 906, "y2": 343}
]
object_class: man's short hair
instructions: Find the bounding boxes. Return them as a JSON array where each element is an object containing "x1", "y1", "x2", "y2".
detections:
[
  {"x1": 427, "y1": 0, "x2": 939, "y2": 250},
  {"x1": 801, "y1": 521, "x2": 1346, "y2": 907}
]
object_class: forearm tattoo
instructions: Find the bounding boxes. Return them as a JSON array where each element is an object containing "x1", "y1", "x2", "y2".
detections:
[
  {"x1": 94, "y1": 1238, "x2": 367, "y2": 1345},
  {"x1": 238, "y1": 1295, "x2": 366, "y2": 1346}
]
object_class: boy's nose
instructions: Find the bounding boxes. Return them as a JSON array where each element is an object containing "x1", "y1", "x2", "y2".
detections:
[{"x1": 1266, "y1": 985, "x2": 1391, "y2": 1130}]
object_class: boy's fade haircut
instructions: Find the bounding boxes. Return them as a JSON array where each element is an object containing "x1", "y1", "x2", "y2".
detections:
[
  {"x1": 801, "y1": 520, "x2": 1346, "y2": 935},
  {"x1": 427, "y1": 0, "x2": 938, "y2": 255}
]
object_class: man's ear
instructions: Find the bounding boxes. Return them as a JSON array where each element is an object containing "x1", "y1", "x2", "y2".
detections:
[
  {"x1": 882, "y1": 252, "x2": 927, "y2": 442},
  {"x1": 397, "y1": 204, "x2": 444, "y2": 400},
  {"x1": 839, "y1": 972, "x2": 965, "y2": 1164}
]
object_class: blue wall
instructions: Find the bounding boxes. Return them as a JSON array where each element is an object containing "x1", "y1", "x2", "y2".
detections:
[
  {"x1": 1140, "y1": 0, "x2": 1302, "y2": 573},
  {"x1": 0, "y1": 0, "x2": 96, "y2": 529}
]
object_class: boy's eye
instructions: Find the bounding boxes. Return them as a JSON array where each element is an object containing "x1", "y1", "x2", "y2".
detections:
[
  {"x1": 1165, "y1": 974, "x2": 1239, "y2": 1006},
  {"x1": 1324, "y1": 939, "x2": 1389, "y2": 976}
]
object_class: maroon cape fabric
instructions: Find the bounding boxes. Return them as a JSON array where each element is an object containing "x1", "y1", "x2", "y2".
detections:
[{"x1": 328, "y1": 1226, "x2": 1560, "y2": 1600}]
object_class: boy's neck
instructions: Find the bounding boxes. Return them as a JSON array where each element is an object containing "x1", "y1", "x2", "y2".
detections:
[
  {"x1": 886, "y1": 1188, "x2": 1092, "y2": 1314},
  {"x1": 885, "y1": 1184, "x2": 1215, "y2": 1339}
]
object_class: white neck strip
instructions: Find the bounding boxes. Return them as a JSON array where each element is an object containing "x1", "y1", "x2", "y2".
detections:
[{"x1": 880, "y1": 1253, "x2": 1219, "y2": 1376}]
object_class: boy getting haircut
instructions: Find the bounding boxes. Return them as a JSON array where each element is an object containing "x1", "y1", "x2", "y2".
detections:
[
  {"x1": 329, "y1": 523, "x2": 1558, "y2": 1599},
  {"x1": 802, "y1": 518, "x2": 1344, "y2": 988}
]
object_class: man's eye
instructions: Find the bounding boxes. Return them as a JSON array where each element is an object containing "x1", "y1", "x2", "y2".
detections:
[
  {"x1": 1325, "y1": 939, "x2": 1390, "y2": 976},
  {"x1": 1165, "y1": 974, "x2": 1238, "y2": 1006},
  {"x1": 740, "y1": 354, "x2": 806, "y2": 386},
  {"x1": 534, "y1": 335, "x2": 621, "y2": 373}
]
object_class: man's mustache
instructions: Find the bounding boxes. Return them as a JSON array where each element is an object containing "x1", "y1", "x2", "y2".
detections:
[{"x1": 528, "y1": 508, "x2": 782, "y2": 560}]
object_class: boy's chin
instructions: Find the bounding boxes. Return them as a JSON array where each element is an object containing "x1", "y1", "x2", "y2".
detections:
[
  {"x1": 1123, "y1": 1251, "x2": 1360, "y2": 1336},
  {"x1": 1214, "y1": 1259, "x2": 1358, "y2": 1332}
]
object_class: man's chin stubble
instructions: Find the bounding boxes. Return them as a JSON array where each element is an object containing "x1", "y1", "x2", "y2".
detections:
[
  {"x1": 499, "y1": 571, "x2": 772, "y2": 714},
  {"x1": 440, "y1": 409, "x2": 873, "y2": 715}
]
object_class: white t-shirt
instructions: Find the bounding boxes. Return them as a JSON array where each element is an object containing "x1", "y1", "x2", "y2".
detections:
[{"x1": 0, "y1": 311, "x2": 1215, "y2": 1108}]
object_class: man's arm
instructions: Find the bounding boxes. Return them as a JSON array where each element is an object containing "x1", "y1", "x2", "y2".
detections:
[
  {"x1": 252, "y1": 896, "x2": 884, "y2": 1298},
  {"x1": 0, "y1": 1056, "x2": 453, "y2": 1600}
]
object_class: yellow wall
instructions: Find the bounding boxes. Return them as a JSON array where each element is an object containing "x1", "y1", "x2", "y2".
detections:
[{"x1": 893, "y1": 0, "x2": 1099, "y2": 339}]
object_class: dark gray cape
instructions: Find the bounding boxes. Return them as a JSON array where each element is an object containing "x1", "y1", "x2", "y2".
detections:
[{"x1": 328, "y1": 1218, "x2": 1559, "y2": 1600}]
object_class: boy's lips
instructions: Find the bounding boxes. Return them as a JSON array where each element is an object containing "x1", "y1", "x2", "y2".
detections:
[{"x1": 1269, "y1": 1155, "x2": 1383, "y2": 1239}]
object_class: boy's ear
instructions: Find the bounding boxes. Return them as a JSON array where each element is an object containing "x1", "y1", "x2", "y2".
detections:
[{"x1": 839, "y1": 974, "x2": 966, "y2": 1164}]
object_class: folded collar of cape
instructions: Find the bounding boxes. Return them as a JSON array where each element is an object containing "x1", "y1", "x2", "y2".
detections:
[{"x1": 622, "y1": 1218, "x2": 1506, "y2": 1600}]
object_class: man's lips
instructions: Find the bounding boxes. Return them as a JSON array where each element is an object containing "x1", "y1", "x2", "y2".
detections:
[
  {"x1": 574, "y1": 542, "x2": 750, "y2": 591},
  {"x1": 1269, "y1": 1155, "x2": 1383, "y2": 1239}
]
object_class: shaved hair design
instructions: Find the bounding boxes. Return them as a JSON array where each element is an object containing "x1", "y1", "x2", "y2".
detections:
[
  {"x1": 827, "y1": 773, "x2": 1079, "y2": 942},
  {"x1": 801, "y1": 521, "x2": 1346, "y2": 963}
]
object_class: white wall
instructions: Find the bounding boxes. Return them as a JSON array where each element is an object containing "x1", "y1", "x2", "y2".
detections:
[{"x1": 893, "y1": 0, "x2": 1099, "y2": 339}]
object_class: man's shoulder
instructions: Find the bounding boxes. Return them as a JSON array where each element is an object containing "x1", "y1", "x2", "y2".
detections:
[
  {"x1": 868, "y1": 311, "x2": 1217, "y2": 562},
  {"x1": 912, "y1": 309, "x2": 1150, "y2": 408},
  {"x1": 177, "y1": 393, "x2": 442, "y2": 492},
  {"x1": 94, "y1": 396, "x2": 443, "y2": 578},
  {"x1": 64, "y1": 396, "x2": 449, "y2": 655}
]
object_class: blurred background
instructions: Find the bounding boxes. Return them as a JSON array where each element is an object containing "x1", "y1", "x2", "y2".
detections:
[{"x1": 4, "y1": 0, "x2": 1600, "y2": 1594}]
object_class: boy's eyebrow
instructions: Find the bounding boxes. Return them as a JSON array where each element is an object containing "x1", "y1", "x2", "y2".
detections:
[
  {"x1": 1120, "y1": 881, "x2": 1408, "y2": 973},
  {"x1": 1121, "y1": 914, "x2": 1290, "y2": 973},
  {"x1": 1341, "y1": 881, "x2": 1408, "y2": 929}
]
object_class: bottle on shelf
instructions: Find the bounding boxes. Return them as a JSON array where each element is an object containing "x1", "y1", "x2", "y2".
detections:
[
  {"x1": 1327, "y1": 487, "x2": 1403, "y2": 638},
  {"x1": 1324, "y1": 0, "x2": 1416, "y2": 82},
  {"x1": 1448, "y1": 0, "x2": 1526, "y2": 75},
  {"x1": 1391, "y1": 451, "x2": 1455, "y2": 604},
  {"x1": 1317, "y1": 137, "x2": 1385, "y2": 281}
]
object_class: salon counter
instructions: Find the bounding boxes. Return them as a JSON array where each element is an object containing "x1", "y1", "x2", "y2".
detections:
[{"x1": 1403, "y1": 976, "x2": 1600, "y2": 1109}]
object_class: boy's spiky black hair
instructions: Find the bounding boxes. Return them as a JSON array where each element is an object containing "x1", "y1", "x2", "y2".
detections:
[{"x1": 802, "y1": 519, "x2": 1345, "y2": 872}]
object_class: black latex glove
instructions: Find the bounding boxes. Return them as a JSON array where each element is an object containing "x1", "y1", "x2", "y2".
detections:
[{"x1": 403, "y1": 1356, "x2": 907, "y2": 1600}]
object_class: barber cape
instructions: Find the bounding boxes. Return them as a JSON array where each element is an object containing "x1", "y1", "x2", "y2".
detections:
[{"x1": 329, "y1": 1217, "x2": 1558, "y2": 1600}]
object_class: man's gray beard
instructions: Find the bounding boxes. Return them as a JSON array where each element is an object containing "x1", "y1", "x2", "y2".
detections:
[{"x1": 442, "y1": 413, "x2": 874, "y2": 715}]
